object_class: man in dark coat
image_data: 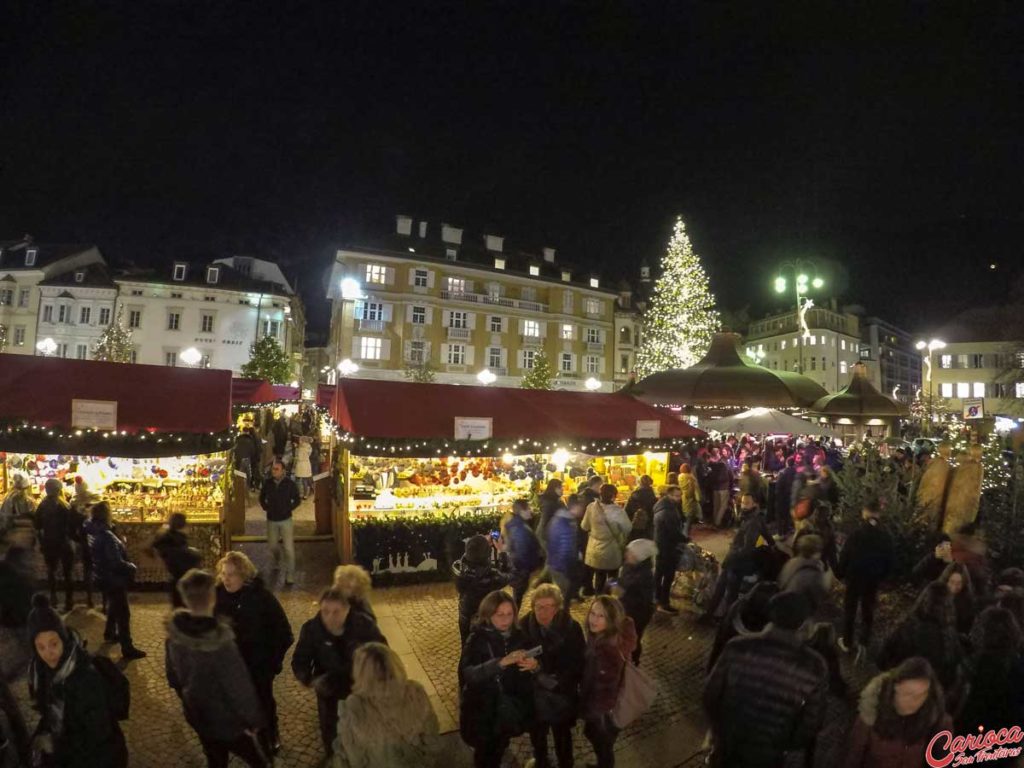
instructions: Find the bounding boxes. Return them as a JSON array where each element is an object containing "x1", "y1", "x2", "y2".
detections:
[
  {"x1": 259, "y1": 460, "x2": 301, "y2": 585},
  {"x1": 773, "y1": 457, "x2": 797, "y2": 537},
  {"x1": 505, "y1": 500, "x2": 543, "y2": 608},
  {"x1": 838, "y1": 499, "x2": 895, "y2": 656},
  {"x1": 624, "y1": 475, "x2": 658, "y2": 541},
  {"x1": 233, "y1": 428, "x2": 262, "y2": 490},
  {"x1": 166, "y1": 569, "x2": 268, "y2": 767},
  {"x1": 536, "y1": 479, "x2": 564, "y2": 546},
  {"x1": 86, "y1": 503, "x2": 146, "y2": 660},
  {"x1": 291, "y1": 587, "x2": 387, "y2": 759},
  {"x1": 454, "y1": 535, "x2": 511, "y2": 643},
  {"x1": 34, "y1": 479, "x2": 75, "y2": 611},
  {"x1": 704, "y1": 592, "x2": 828, "y2": 768},
  {"x1": 702, "y1": 494, "x2": 776, "y2": 620},
  {"x1": 653, "y1": 486, "x2": 685, "y2": 614}
]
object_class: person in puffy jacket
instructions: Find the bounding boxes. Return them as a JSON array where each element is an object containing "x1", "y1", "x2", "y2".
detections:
[
  {"x1": 166, "y1": 569, "x2": 267, "y2": 768},
  {"x1": 582, "y1": 485, "x2": 631, "y2": 596},
  {"x1": 617, "y1": 539, "x2": 656, "y2": 664},
  {"x1": 536, "y1": 479, "x2": 564, "y2": 546},
  {"x1": 838, "y1": 499, "x2": 895, "y2": 655},
  {"x1": 843, "y1": 657, "x2": 950, "y2": 768},
  {"x1": 955, "y1": 606, "x2": 1024, "y2": 735},
  {"x1": 677, "y1": 465, "x2": 702, "y2": 525},
  {"x1": 215, "y1": 551, "x2": 293, "y2": 757},
  {"x1": 545, "y1": 496, "x2": 582, "y2": 599},
  {"x1": 150, "y1": 513, "x2": 202, "y2": 608},
  {"x1": 581, "y1": 595, "x2": 636, "y2": 768},
  {"x1": 778, "y1": 534, "x2": 830, "y2": 616},
  {"x1": 34, "y1": 479, "x2": 75, "y2": 612},
  {"x1": 333, "y1": 642, "x2": 439, "y2": 768},
  {"x1": 292, "y1": 587, "x2": 387, "y2": 761},
  {"x1": 504, "y1": 500, "x2": 543, "y2": 608},
  {"x1": 653, "y1": 486, "x2": 686, "y2": 614},
  {"x1": 454, "y1": 535, "x2": 511, "y2": 643},
  {"x1": 624, "y1": 476, "x2": 657, "y2": 541},
  {"x1": 86, "y1": 502, "x2": 146, "y2": 661}
]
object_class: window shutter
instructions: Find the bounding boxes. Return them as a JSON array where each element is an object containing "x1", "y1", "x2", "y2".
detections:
[
  {"x1": 408, "y1": 270, "x2": 416, "y2": 286},
  {"x1": 500, "y1": 349, "x2": 508, "y2": 368},
  {"x1": 426, "y1": 270, "x2": 435, "y2": 288},
  {"x1": 353, "y1": 300, "x2": 365, "y2": 320},
  {"x1": 403, "y1": 340, "x2": 412, "y2": 359},
  {"x1": 351, "y1": 338, "x2": 361, "y2": 358},
  {"x1": 382, "y1": 304, "x2": 393, "y2": 322},
  {"x1": 423, "y1": 341, "x2": 431, "y2": 359},
  {"x1": 381, "y1": 339, "x2": 392, "y2": 359},
  {"x1": 385, "y1": 267, "x2": 396, "y2": 285},
  {"x1": 465, "y1": 346, "x2": 475, "y2": 366},
  {"x1": 425, "y1": 307, "x2": 434, "y2": 324},
  {"x1": 441, "y1": 343, "x2": 449, "y2": 363},
  {"x1": 442, "y1": 310, "x2": 452, "y2": 327},
  {"x1": 570, "y1": 353, "x2": 577, "y2": 371},
  {"x1": 518, "y1": 318, "x2": 526, "y2": 334},
  {"x1": 599, "y1": 356, "x2": 606, "y2": 373},
  {"x1": 467, "y1": 312, "x2": 477, "y2": 330},
  {"x1": 405, "y1": 305, "x2": 414, "y2": 323},
  {"x1": 538, "y1": 321, "x2": 547, "y2": 338}
]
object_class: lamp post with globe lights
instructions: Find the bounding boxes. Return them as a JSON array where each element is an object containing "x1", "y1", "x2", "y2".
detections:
[
  {"x1": 476, "y1": 369, "x2": 497, "y2": 386},
  {"x1": 332, "y1": 277, "x2": 367, "y2": 383},
  {"x1": 337, "y1": 359, "x2": 359, "y2": 377},
  {"x1": 773, "y1": 261, "x2": 825, "y2": 374},
  {"x1": 915, "y1": 339, "x2": 946, "y2": 435},
  {"x1": 179, "y1": 347, "x2": 203, "y2": 368},
  {"x1": 36, "y1": 337, "x2": 58, "y2": 357},
  {"x1": 584, "y1": 377, "x2": 602, "y2": 391}
]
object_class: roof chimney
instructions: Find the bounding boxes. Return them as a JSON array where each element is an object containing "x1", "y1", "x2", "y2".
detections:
[
  {"x1": 484, "y1": 234, "x2": 504, "y2": 252},
  {"x1": 542, "y1": 247, "x2": 556, "y2": 263},
  {"x1": 396, "y1": 215, "x2": 413, "y2": 236},
  {"x1": 441, "y1": 224, "x2": 463, "y2": 245}
]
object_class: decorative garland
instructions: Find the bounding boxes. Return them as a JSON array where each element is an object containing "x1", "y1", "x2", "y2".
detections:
[{"x1": 0, "y1": 421, "x2": 238, "y2": 458}]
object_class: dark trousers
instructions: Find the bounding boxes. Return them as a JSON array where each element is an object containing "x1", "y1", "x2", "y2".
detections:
[
  {"x1": 0, "y1": 677, "x2": 31, "y2": 766},
  {"x1": 251, "y1": 671, "x2": 279, "y2": 752},
  {"x1": 79, "y1": 545, "x2": 96, "y2": 608},
  {"x1": 629, "y1": 611, "x2": 653, "y2": 665},
  {"x1": 43, "y1": 545, "x2": 74, "y2": 608},
  {"x1": 103, "y1": 586, "x2": 133, "y2": 647},
  {"x1": 584, "y1": 714, "x2": 620, "y2": 768},
  {"x1": 511, "y1": 573, "x2": 530, "y2": 611},
  {"x1": 703, "y1": 568, "x2": 741, "y2": 618},
  {"x1": 592, "y1": 569, "x2": 617, "y2": 595},
  {"x1": 473, "y1": 736, "x2": 510, "y2": 768},
  {"x1": 316, "y1": 693, "x2": 340, "y2": 755},
  {"x1": 655, "y1": 551, "x2": 679, "y2": 607},
  {"x1": 529, "y1": 721, "x2": 574, "y2": 768},
  {"x1": 843, "y1": 580, "x2": 879, "y2": 646},
  {"x1": 198, "y1": 732, "x2": 268, "y2": 768}
]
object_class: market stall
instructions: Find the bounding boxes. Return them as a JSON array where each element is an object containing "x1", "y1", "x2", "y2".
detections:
[
  {"x1": 0, "y1": 356, "x2": 235, "y2": 583},
  {"x1": 331, "y1": 379, "x2": 704, "y2": 582},
  {"x1": 810, "y1": 363, "x2": 908, "y2": 440}
]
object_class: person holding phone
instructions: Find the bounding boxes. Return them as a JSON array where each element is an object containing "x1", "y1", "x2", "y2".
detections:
[{"x1": 454, "y1": 535, "x2": 511, "y2": 644}]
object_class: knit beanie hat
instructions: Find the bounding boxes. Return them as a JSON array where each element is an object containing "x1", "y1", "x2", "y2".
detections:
[
  {"x1": 27, "y1": 594, "x2": 68, "y2": 643},
  {"x1": 464, "y1": 535, "x2": 493, "y2": 566},
  {"x1": 626, "y1": 538, "x2": 658, "y2": 563},
  {"x1": 768, "y1": 591, "x2": 811, "y2": 631}
]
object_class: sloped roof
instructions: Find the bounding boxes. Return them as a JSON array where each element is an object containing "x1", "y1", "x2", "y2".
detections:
[
  {"x1": 0, "y1": 241, "x2": 99, "y2": 271},
  {"x1": 810, "y1": 363, "x2": 909, "y2": 417},
  {"x1": 115, "y1": 262, "x2": 290, "y2": 297},
  {"x1": 40, "y1": 262, "x2": 116, "y2": 288},
  {"x1": 629, "y1": 333, "x2": 828, "y2": 409}
]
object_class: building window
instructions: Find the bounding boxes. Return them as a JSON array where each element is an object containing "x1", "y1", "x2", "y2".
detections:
[
  {"x1": 840, "y1": 360, "x2": 848, "y2": 374},
  {"x1": 365, "y1": 264, "x2": 387, "y2": 284},
  {"x1": 14, "y1": 326, "x2": 25, "y2": 346},
  {"x1": 589, "y1": 277, "x2": 599, "y2": 288},
  {"x1": 489, "y1": 315, "x2": 503, "y2": 333},
  {"x1": 411, "y1": 306, "x2": 426, "y2": 325},
  {"x1": 359, "y1": 337, "x2": 382, "y2": 360},
  {"x1": 584, "y1": 298, "x2": 601, "y2": 316},
  {"x1": 76, "y1": 344, "x2": 88, "y2": 360},
  {"x1": 79, "y1": 307, "x2": 91, "y2": 325},
  {"x1": 494, "y1": 257, "x2": 506, "y2": 270},
  {"x1": 409, "y1": 341, "x2": 426, "y2": 364},
  {"x1": 940, "y1": 354, "x2": 952, "y2": 369},
  {"x1": 25, "y1": 249, "x2": 37, "y2": 266},
  {"x1": 17, "y1": 288, "x2": 29, "y2": 308},
  {"x1": 172, "y1": 292, "x2": 184, "y2": 299},
  {"x1": 58, "y1": 343, "x2": 69, "y2": 358},
  {"x1": 781, "y1": 339, "x2": 787, "y2": 351},
  {"x1": 129, "y1": 349, "x2": 138, "y2": 364},
  {"x1": 165, "y1": 351, "x2": 178, "y2": 367},
  {"x1": 560, "y1": 353, "x2": 574, "y2": 372},
  {"x1": 0, "y1": 289, "x2": 11, "y2": 306},
  {"x1": 167, "y1": 312, "x2": 181, "y2": 331},
  {"x1": 808, "y1": 336, "x2": 816, "y2": 346},
  {"x1": 206, "y1": 266, "x2": 220, "y2": 284},
  {"x1": 810, "y1": 357, "x2": 817, "y2": 371},
  {"x1": 521, "y1": 286, "x2": 537, "y2": 302},
  {"x1": 840, "y1": 339, "x2": 846, "y2": 351},
  {"x1": 529, "y1": 265, "x2": 540, "y2": 276},
  {"x1": 56, "y1": 305, "x2": 67, "y2": 324},
  {"x1": 488, "y1": 347, "x2": 502, "y2": 369},
  {"x1": 970, "y1": 354, "x2": 984, "y2": 369},
  {"x1": 128, "y1": 310, "x2": 141, "y2": 329},
  {"x1": 201, "y1": 313, "x2": 215, "y2": 333},
  {"x1": 973, "y1": 382, "x2": 986, "y2": 398},
  {"x1": 201, "y1": 353, "x2": 211, "y2": 368},
  {"x1": 562, "y1": 292, "x2": 574, "y2": 313},
  {"x1": 523, "y1": 320, "x2": 540, "y2": 338},
  {"x1": 450, "y1": 311, "x2": 468, "y2": 329},
  {"x1": 956, "y1": 382, "x2": 970, "y2": 398},
  {"x1": 523, "y1": 349, "x2": 537, "y2": 370},
  {"x1": 446, "y1": 277, "x2": 466, "y2": 294},
  {"x1": 262, "y1": 319, "x2": 281, "y2": 338},
  {"x1": 131, "y1": 289, "x2": 143, "y2": 296},
  {"x1": 98, "y1": 307, "x2": 111, "y2": 325},
  {"x1": 445, "y1": 248, "x2": 458, "y2": 261},
  {"x1": 956, "y1": 354, "x2": 968, "y2": 369},
  {"x1": 362, "y1": 302, "x2": 383, "y2": 321},
  {"x1": 172, "y1": 263, "x2": 187, "y2": 281},
  {"x1": 586, "y1": 328, "x2": 601, "y2": 344},
  {"x1": 1016, "y1": 382, "x2": 1024, "y2": 398},
  {"x1": 447, "y1": 344, "x2": 465, "y2": 365},
  {"x1": 620, "y1": 354, "x2": 630, "y2": 373},
  {"x1": 561, "y1": 324, "x2": 574, "y2": 340},
  {"x1": 585, "y1": 355, "x2": 600, "y2": 374},
  {"x1": 413, "y1": 269, "x2": 429, "y2": 288},
  {"x1": 940, "y1": 382, "x2": 953, "y2": 398}
]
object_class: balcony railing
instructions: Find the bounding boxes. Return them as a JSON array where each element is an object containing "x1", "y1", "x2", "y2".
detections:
[
  {"x1": 445, "y1": 364, "x2": 467, "y2": 373},
  {"x1": 357, "y1": 319, "x2": 386, "y2": 332},
  {"x1": 520, "y1": 334, "x2": 544, "y2": 346},
  {"x1": 447, "y1": 327, "x2": 472, "y2": 340},
  {"x1": 586, "y1": 341, "x2": 604, "y2": 352},
  {"x1": 488, "y1": 366, "x2": 508, "y2": 376},
  {"x1": 557, "y1": 371, "x2": 579, "y2": 379},
  {"x1": 440, "y1": 289, "x2": 545, "y2": 312}
]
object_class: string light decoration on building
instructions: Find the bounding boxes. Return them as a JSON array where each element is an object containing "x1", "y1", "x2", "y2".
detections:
[
  {"x1": 635, "y1": 216, "x2": 720, "y2": 378},
  {"x1": 91, "y1": 305, "x2": 135, "y2": 363}
]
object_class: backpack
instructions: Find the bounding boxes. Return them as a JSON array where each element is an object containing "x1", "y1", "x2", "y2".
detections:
[{"x1": 91, "y1": 654, "x2": 130, "y2": 720}]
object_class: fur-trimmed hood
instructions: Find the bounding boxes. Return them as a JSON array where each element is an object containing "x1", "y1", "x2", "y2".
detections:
[
  {"x1": 165, "y1": 610, "x2": 236, "y2": 652},
  {"x1": 857, "y1": 674, "x2": 884, "y2": 726}
]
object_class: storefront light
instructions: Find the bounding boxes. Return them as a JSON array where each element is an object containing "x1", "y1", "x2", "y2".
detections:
[
  {"x1": 340, "y1": 278, "x2": 365, "y2": 300},
  {"x1": 337, "y1": 359, "x2": 359, "y2": 376},
  {"x1": 179, "y1": 347, "x2": 202, "y2": 367},
  {"x1": 476, "y1": 369, "x2": 497, "y2": 385},
  {"x1": 584, "y1": 377, "x2": 602, "y2": 391},
  {"x1": 551, "y1": 448, "x2": 570, "y2": 467}
]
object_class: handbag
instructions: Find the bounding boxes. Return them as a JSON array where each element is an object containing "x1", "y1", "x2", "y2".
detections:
[
  {"x1": 534, "y1": 673, "x2": 573, "y2": 724},
  {"x1": 610, "y1": 652, "x2": 657, "y2": 729}
]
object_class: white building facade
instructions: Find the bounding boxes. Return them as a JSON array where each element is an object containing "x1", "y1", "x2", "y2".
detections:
[{"x1": 36, "y1": 263, "x2": 118, "y2": 359}]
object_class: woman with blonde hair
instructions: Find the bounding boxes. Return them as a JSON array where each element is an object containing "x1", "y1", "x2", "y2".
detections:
[
  {"x1": 333, "y1": 642, "x2": 439, "y2": 767},
  {"x1": 333, "y1": 564, "x2": 375, "y2": 619},
  {"x1": 581, "y1": 595, "x2": 636, "y2": 768},
  {"x1": 214, "y1": 550, "x2": 294, "y2": 757}
]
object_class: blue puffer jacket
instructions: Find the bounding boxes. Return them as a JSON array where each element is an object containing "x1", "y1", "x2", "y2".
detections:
[
  {"x1": 505, "y1": 514, "x2": 542, "y2": 575},
  {"x1": 85, "y1": 520, "x2": 132, "y2": 588},
  {"x1": 545, "y1": 510, "x2": 577, "y2": 575}
]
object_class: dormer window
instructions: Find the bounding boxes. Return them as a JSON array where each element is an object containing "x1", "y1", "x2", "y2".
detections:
[
  {"x1": 25, "y1": 249, "x2": 37, "y2": 267},
  {"x1": 494, "y1": 257, "x2": 506, "y2": 270},
  {"x1": 74, "y1": 271, "x2": 85, "y2": 283},
  {"x1": 589, "y1": 277, "x2": 600, "y2": 288},
  {"x1": 446, "y1": 248, "x2": 458, "y2": 261},
  {"x1": 561, "y1": 270, "x2": 571, "y2": 282},
  {"x1": 206, "y1": 266, "x2": 220, "y2": 284},
  {"x1": 172, "y1": 263, "x2": 187, "y2": 281},
  {"x1": 529, "y1": 265, "x2": 540, "y2": 277}
]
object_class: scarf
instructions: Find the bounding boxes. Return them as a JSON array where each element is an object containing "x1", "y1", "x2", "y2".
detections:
[{"x1": 30, "y1": 637, "x2": 81, "y2": 742}]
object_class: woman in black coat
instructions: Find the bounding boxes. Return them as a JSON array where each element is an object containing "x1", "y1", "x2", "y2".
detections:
[
  {"x1": 522, "y1": 584, "x2": 585, "y2": 768},
  {"x1": 215, "y1": 552, "x2": 294, "y2": 757},
  {"x1": 956, "y1": 606, "x2": 1024, "y2": 733},
  {"x1": 458, "y1": 590, "x2": 538, "y2": 768},
  {"x1": 617, "y1": 539, "x2": 656, "y2": 664},
  {"x1": 878, "y1": 581, "x2": 963, "y2": 690},
  {"x1": 940, "y1": 562, "x2": 976, "y2": 637}
]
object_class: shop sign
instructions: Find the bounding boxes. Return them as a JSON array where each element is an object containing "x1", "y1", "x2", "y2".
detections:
[
  {"x1": 963, "y1": 398, "x2": 985, "y2": 420},
  {"x1": 454, "y1": 417, "x2": 493, "y2": 440},
  {"x1": 71, "y1": 399, "x2": 118, "y2": 430},
  {"x1": 635, "y1": 420, "x2": 661, "y2": 438}
]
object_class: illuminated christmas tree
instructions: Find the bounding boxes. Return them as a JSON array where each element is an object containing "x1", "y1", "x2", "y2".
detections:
[
  {"x1": 0, "y1": 323, "x2": 7, "y2": 353},
  {"x1": 521, "y1": 355, "x2": 554, "y2": 390},
  {"x1": 91, "y1": 306, "x2": 134, "y2": 363},
  {"x1": 635, "y1": 216, "x2": 720, "y2": 378},
  {"x1": 241, "y1": 336, "x2": 292, "y2": 383}
]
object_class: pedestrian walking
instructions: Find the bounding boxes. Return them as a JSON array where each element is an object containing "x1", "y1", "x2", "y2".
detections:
[
  {"x1": 34, "y1": 479, "x2": 75, "y2": 612},
  {"x1": 536, "y1": 479, "x2": 564, "y2": 546},
  {"x1": 877, "y1": 581, "x2": 963, "y2": 690},
  {"x1": 293, "y1": 437, "x2": 313, "y2": 499},
  {"x1": 166, "y1": 568, "x2": 268, "y2": 768},
  {"x1": 778, "y1": 533, "x2": 830, "y2": 616},
  {"x1": 773, "y1": 457, "x2": 797, "y2": 537},
  {"x1": 624, "y1": 475, "x2": 657, "y2": 541},
  {"x1": 708, "y1": 453, "x2": 733, "y2": 528},
  {"x1": 215, "y1": 551, "x2": 293, "y2": 757},
  {"x1": 504, "y1": 499, "x2": 543, "y2": 609},
  {"x1": 521, "y1": 583, "x2": 584, "y2": 768},
  {"x1": 258, "y1": 460, "x2": 301, "y2": 585},
  {"x1": 577, "y1": 476, "x2": 603, "y2": 596},
  {"x1": 703, "y1": 592, "x2": 828, "y2": 768},
  {"x1": 544, "y1": 497, "x2": 582, "y2": 599},
  {"x1": 86, "y1": 502, "x2": 146, "y2": 661},
  {"x1": 581, "y1": 485, "x2": 631, "y2": 596},
  {"x1": 0, "y1": 474, "x2": 34, "y2": 542},
  {"x1": 581, "y1": 595, "x2": 636, "y2": 768},
  {"x1": 652, "y1": 485, "x2": 685, "y2": 614},
  {"x1": 292, "y1": 586, "x2": 387, "y2": 762},
  {"x1": 458, "y1": 590, "x2": 537, "y2": 768},
  {"x1": 333, "y1": 642, "x2": 440, "y2": 768},
  {"x1": 234, "y1": 428, "x2": 262, "y2": 491},
  {"x1": 677, "y1": 464, "x2": 702, "y2": 527},
  {"x1": 617, "y1": 539, "x2": 656, "y2": 664},
  {"x1": 954, "y1": 606, "x2": 1024, "y2": 734},
  {"x1": 68, "y1": 480, "x2": 98, "y2": 610},
  {"x1": 27, "y1": 594, "x2": 128, "y2": 768},
  {"x1": 838, "y1": 499, "x2": 895, "y2": 657},
  {"x1": 150, "y1": 513, "x2": 201, "y2": 608},
  {"x1": 454, "y1": 535, "x2": 511, "y2": 644},
  {"x1": 940, "y1": 562, "x2": 976, "y2": 636},
  {"x1": 332, "y1": 564, "x2": 376, "y2": 619},
  {"x1": 701, "y1": 494, "x2": 775, "y2": 620},
  {"x1": 843, "y1": 657, "x2": 951, "y2": 768}
]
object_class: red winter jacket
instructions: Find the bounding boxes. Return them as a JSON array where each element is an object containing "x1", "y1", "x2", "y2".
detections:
[{"x1": 581, "y1": 617, "x2": 637, "y2": 719}]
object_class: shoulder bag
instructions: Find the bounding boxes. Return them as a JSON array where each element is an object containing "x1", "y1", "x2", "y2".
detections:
[{"x1": 610, "y1": 651, "x2": 657, "y2": 729}]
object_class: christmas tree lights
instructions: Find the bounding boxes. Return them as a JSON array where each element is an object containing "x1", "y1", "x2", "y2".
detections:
[
  {"x1": 635, "y1": 216, "x2": 720, "y2": 378},
  {"x1": 521, "y1": 355, "x2": 554, "y2": 390},
  {"x1": 91, "y1": 306, "x2": 134, "y2": 363}
]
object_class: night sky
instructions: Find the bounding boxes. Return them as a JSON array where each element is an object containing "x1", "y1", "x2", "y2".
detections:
[{"x1": 1, "y1": 2, "x2": 1021, "y2": 337}]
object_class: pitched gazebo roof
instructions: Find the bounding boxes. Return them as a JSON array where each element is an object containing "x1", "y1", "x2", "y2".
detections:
[
  {"x1": 810, "y1": 363, "x2": 909, "y2": 417},
  {"x1": 628, "y1": 332, "x2": 828, "y2": 410}
]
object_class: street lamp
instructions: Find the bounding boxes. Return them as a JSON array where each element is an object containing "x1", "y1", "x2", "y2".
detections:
[
  {"x1": 36, "y1": 337, "x2": 58, "y2": 357},
  {"x1": 772, "y1": 260, "x2": 825, "y2": 374},
  {"x1": 179, "y1": 347, "x2": 202, "y2": 367},
  {"x1": 915, "y1": 338, "x2": 946, "y2": 435},
  {"x1": 337, "y1": 358, "x2": 359, "y2": 376},
  {"x1": 584, "y1": 377, "x2": 602, "y2": 391},
  {"x1": 476, "y1": 369, "x2": 497, "y2": 385}
]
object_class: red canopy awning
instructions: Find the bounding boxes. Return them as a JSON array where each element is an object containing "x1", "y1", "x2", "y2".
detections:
[
  {"x1": 270, "y1": 384, "x2": 301, "y2": 402},
  {"x1": 231, "y1": 378, "x2": 277, "y2": 405},
  {"x1": 316, "y1": 384, "x2": 335, "y2": 410},
  {"x1": 332, "y1": 379, "x2": 703, "y2": 456}
]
